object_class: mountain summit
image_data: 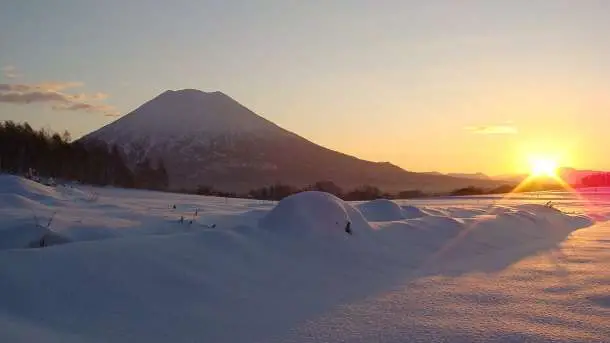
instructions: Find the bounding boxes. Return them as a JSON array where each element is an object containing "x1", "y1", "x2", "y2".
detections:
[
  {"x1": 82, "y1": 89, "x2": 502, "y2": 192},
  {"x1": 84, "y1": 89, "x2": 286, "y2": 146}
]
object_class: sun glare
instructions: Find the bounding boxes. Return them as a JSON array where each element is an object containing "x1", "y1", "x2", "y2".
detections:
[{"x1": 529, "y1": 158, "x2": 558, "y2": 177}]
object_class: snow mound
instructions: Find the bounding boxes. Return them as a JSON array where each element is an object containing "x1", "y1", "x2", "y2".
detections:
[
  {"x1": 0, "y1": 193, "x2": 48, "y2": 210},
  {"x1": 56, "y1": 184, "x2": 90, "y2": 200},
  {"x1": 0, "y1": 174, "x2": 64, "y2": 206},
  {"x1": 358, "y1": 199, "x2": 406, "y2": 221},
  {"x1": 259, "y1": 191, "x2": 371, "y2": 236},
  {"x1": 0, "y1": 223, "x2": 70, "y2": 250},
  {"x1": 401, "y1": 205, "x2": 428, "y2": 219}
]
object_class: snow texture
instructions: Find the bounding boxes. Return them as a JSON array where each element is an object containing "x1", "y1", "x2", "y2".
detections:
[{"x1": 1, "y1": 174, "x2": 610, "y2": 342}]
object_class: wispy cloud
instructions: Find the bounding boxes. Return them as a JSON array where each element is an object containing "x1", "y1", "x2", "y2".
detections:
[
  {"x1": 0, "y1": 74, "x2": 119, "y2": 116},
  {"x1": 34, "y1": 82, "x2": 83, "y2": 92},
  {"x1": 68, "y1": 92, "x2": 109, "y2": 101},
  {"x1": 1, "y1": 65, "x2": 20, "y2": 79},
  {"x1": 0, "y1": 81, "x2": 83, "y2": 93},
  {"x1": 0, "y1": 91, "x2": 72, "y2": 103},
  {"x1": 52, "y1": 102, "x2": 119, "y2": 117},
  {"x1": 466, "y1": 124, "x2": 518, "y2": 135}
]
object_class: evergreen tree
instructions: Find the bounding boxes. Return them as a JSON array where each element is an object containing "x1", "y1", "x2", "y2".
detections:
[
  {"x1": 0, "y1": 121, "x2": 134, "y2": 188},
  {"x1": 155, "y1": 159, "x2": 169, "y2": 190},
  {"x1": 307, "y1": 180, "x2": 343, "y2": 197}
]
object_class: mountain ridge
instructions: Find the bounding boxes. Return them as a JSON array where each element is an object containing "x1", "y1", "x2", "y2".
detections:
[{"x1": 82, "y1": 89, "x2": 506, "y2": 193}]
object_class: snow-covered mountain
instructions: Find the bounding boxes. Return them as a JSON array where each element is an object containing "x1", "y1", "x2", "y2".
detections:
[{"x1": 82, "y1": 89, "x2": 503, "y2": 192}]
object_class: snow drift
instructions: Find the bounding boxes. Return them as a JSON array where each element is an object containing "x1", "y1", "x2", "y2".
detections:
[
  {"x1": 0, "y1": 174, "x2": 65, "y2": 206},
  {"x1": 356, "y1": 199, "x2": 430, "y2": 221},
  {"x1": 357, "y1": 198, "x2": 406, "y2": 221},
  {"x1": 259, "y1": 191, "x2": 371, "y2": 236},
  {"x1": 0, "y1": 174, "x2": 608, "y2": 343}
]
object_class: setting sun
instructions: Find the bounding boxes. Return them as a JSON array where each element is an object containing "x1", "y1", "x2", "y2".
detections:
[{"x1": 529, "y1": 158, "x2": 559, "y2": 177}]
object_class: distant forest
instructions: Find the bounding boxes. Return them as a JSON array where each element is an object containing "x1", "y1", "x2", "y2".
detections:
[
  {"x1": 1, "y1": 121, "x2": 568, "y2": 201},
  {"x1": 0, "y1": 121, "x2": 168, "y2": 190},
  {"x1": 580, "y1": 173, "x2": 610, "y2": 188}
]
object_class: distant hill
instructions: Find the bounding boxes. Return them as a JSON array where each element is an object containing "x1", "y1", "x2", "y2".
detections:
[
  {"x1": 82, "y1": 89, "x2": 506, "y2": 193},
  {"x1": 491, "y1": 174, "x2": 529, "y2": 183},
  {"x1": 490, "y1": 167, "x2": 607, "y2": 186},
  {"x1": 424, "y1": 172, "x2": 492, "y2": 181},
  {"x1": 447, "y1": 172, "x2": 491, "y2": 180},
  {"x1": 558, "y1": 167, "x2": 601, "y2": 185}
]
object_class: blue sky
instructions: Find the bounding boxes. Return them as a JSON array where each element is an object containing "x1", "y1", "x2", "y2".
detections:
[{"x1": 1, "y1": 0, "x2": 609, "y2": 174}]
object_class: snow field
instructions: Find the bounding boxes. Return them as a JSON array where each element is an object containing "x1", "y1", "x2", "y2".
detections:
[{"x1": 1, "y1": 174, "x2": 610, "y2": 342}]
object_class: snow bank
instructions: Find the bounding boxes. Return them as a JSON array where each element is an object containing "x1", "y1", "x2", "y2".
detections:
[
  {"x1": 0, "y1": 223, "x2": 70, "y2": 250},
  {"x1": 400, "y1": 205, "x2": 429, "y2": 219},
  {"x1": 357, "y1": 199, "x2": 429, "y2": 221},
  {"x1": 357, "y1": 199, "x2": 406, "y2": 221},
  {"x1": 259, "y1": 191, "x2": 371, "y2": 237},
  {"x1": 0, "y1": 193, "x2": 47, "y2": 210},
  {"x1": 0, "y1": 174, "x2": 65, "y2": 206},
  {"x1": 1, "y1": 176, "x2": 608, "y2": 342}
]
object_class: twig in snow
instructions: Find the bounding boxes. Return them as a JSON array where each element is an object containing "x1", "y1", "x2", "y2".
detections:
[
  {"x1": 31, "y1": 209, "x2": 57, "y2": 229},
  {"x1": 30, "y1": 209, "x2": 59, "y2": 248}
]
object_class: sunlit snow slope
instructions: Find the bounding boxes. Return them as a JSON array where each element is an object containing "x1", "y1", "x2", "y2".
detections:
[{"x1": 1, "y1": 174, "x2": 610, "y2": 342}]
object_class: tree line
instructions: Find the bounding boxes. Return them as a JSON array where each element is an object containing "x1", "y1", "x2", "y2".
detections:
[
  {"x1": 3, "y1": 121, "x2": 537, "y2": 201},
  {"x1": 0, "y1": 121, "x2": 168, "y2": 190},
  {"x1": 192, "y1": 182, "x2": 542, "y2": 201},
  {"x1": 193, "y1": 181, "x2": 428, "y2": 201},
  {"x1": 580, "y1": 173, "x2": 610, "y2": 187}
]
